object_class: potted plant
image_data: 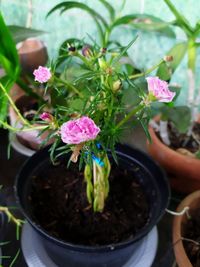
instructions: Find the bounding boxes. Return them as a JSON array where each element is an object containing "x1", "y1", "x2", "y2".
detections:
[
  {"x1": 0, "y1": 12, "x2": 51, "y2": 154},
  {"x1": 141, "y1": 0, "x2": 200, "y2": 193},
  {"x1": 7, "y1": 42, "x2": 175, "y2": 266},
  {"x1": 173, "y1": 190, "x2": 200, "y2": 267},
  {"x1": 0, "y1": 2, "x2": 177, "y2": 267}
]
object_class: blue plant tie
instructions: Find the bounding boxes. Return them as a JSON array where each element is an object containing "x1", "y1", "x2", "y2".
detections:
[
  {"x1": 96, "y1": 143, "x2": 101, "y2": 149},
  {"x1": 92, "y1": 155, "x2": 104, "y2": 167}
]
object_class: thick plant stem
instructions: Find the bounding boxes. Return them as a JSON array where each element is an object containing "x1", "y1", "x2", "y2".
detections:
[
  {"x1": 188, "y1": 39, "x2": 196, "y2": 73},
  {"x1": 84, "y1": 154, "x2": 111, "y2": 212},
  {"x1": 160, "y1": 120, "x2": 170, "y2": 145}
]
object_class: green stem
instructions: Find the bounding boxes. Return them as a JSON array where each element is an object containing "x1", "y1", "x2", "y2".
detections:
[
  {"x1": 115, "y1": 103, "x2": 145, "y2": 130},
  {"x1": 129, "y1": 59, "x2": 164, "y2": 80},
  {"x1": 54, "y1": 77, "x2": 83, "y2": 98},
  {"x1": 0, "y1": 83, "x2": 30, "y2": 126},
  {"x1": 0, "y1": 207, "x2": 24, "y2": 227},
  {"x1": 188, "y1": 38, "x2": 196, "y2": 72},
  {"x1": 74, "y1": 52, "x2": 93, "y2": 70},
  {"x1": 0, "y1": 120, "x2": 48, "y2": 132}
]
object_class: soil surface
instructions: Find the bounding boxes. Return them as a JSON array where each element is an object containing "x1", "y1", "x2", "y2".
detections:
[
  {"x1": 183, "y1": 208, "x2": 200, "y2": 267},
  {"x1": 158, "y1": 121, "x2": 200, "y2": 154},
  {"x1": 29, "y1": 160, "x2": 149, "y2": 246}
]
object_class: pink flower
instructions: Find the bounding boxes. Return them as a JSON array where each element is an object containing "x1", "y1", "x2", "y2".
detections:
[
  {"x1": 40, "y1": 112, "x2": 53, "y2": 122},
  {"x1": 146, "y1": 77, "x2": 176, "y2": 103},
  {"x1": 33, "y1": 66, "x2": 51, "y2": 83},
  {"x1": 60, "y1": 116, "x2": 100, "y2": 144}
]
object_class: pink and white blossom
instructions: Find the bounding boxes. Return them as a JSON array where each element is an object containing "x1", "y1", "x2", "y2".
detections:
[
  {"x1": 40, "y1": 112, "x2": 53, "y2": 122},
  {"x1": 60, "y1": 116, "x2": 100, "y2": 144},
  {"x1": 146, "y1": 76, "x2": 176, "y2": 103},
  {"x1": 33, "y1": 66, "x2": 51, "y2": 83}
]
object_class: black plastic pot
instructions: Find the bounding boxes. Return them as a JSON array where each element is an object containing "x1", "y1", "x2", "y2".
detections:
[{"x1": 15, "y1": 144, "x2": 170, "y2": 267}]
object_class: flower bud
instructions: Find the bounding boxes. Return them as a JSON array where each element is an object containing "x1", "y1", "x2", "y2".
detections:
[
  {"x1": 40, "y1": 112, "x2": 54, "y2": 122},
  {"x1": 112, "y1": 80, "x2": 122, "y2": 92},
  {"x1": 82, "y1": 46, "x2": 92, "y2": 57},
  {"x1": 164, "y1": 55, "x2": 173, "y2": 62},
  {"x1": 100, "y1": 47, "x2": 107, "y2": 54}
]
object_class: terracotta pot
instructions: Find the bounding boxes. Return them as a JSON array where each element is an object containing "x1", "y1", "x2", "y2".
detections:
[
  {"x1": 173, "y1": 190, "x2": 200, "y2": 267},
  {"x1": 17, "y1": 38, "x2": 48, "y2": 74},
  {"x1": 147, "y1": 118, "x2": 200, "y2": 193},
  {"x1": 9, "y1": 90, "x2": 53, "y2": 151}
]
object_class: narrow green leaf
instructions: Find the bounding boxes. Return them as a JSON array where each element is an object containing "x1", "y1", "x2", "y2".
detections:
[
  {"x1": 0, "y1": 12, "x2": 20, "y2": 78},
  {"x1": 112, "y1": 35, "x2": 138, "y2": 65},
  {"x1": 0, "y1": 77, "x2": 14, "y2": 120},
  {"x1": 112, "y1": 14, "x2": 176, "y2": 38},
  {"x1": 140, "y1": 118, "x2": 151, "y2": 142},
  {"x1": 157, "y1": 42, "x2": 187, "y2": 81},
  {"x1": 8, "y1": 26, "x2": 46, "y2": 43},
  {"x1": 99, "y1": 0, "x2": 115, "y2": 22},
  {"x1": 47, "y1": 2, "x2": 107, "y2": 45},
  {"x1": 9, "y1": 249, "x2": 20, "y2": 267}
]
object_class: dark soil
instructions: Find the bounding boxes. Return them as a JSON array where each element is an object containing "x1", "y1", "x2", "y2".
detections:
[
  {"x1": 29, "y1": 160, "x2": 149, "y2": 246},
  {"x1": 183, "y1": 208, "x2": 200, "y2": 267},
  {"x1": 158, "y1": 121, "x2": 200, "y2": 154}
]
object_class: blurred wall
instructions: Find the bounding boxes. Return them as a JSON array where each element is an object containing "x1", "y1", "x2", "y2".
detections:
[{"x1": 1, "y1": 0, "x2": 200, "y2": 105}]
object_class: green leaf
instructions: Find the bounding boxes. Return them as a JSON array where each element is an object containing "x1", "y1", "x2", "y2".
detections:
[
  {"x1": 0, "y1": 12, "x2": 20, "y2": 79},
  {"x1": 0, "y1": 77, "x2": 14, "y2": 121},
  {"x1": 47, "y1": 1, "x2": 108, "y2": 28},
  {"x1": 8, "y1": 25, "x2": 46, "y2": 43},
  {"x1": 112, "y1": 35, "x2": 138, "y2": 65},
  {"x1": 47, "y1": 1, "x2": 107, "y2": 45},
  {"x1": 99, "y1": 0, "x2": 115, "y2": 22},
  {"x1": 156, "y1": 42, "x2": 187, "y2": 80},
  {"x1": 164, "y1": 0, "x2": 194, "y2": 36},
  {"x1": 70, "y1": 98, "x2": 85, "y2": 111},
  {"x1": 112, "y1": 14, "x2": 176, "y2": 38},
  {"x1": 161, "y1": 106, "x2": 191, "y2": 133},
  {"x1": 195, "y1": 150, "x2": 200, "y2": 159}
]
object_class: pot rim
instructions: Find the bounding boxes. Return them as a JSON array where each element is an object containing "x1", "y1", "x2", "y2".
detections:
[
  {"x1": 173, "y1": 190, "x2": 200, "y2": 267},
  {"x1": 148, "y1": 117, "x2": 200, "y2": 165},
  {"x1": 14, "y1": 144, "x2": 170, "y2": 252}
]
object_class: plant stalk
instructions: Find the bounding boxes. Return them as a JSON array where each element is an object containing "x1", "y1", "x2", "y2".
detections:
[
  {"x1": 0, "y1": 83, "x2": 30, "y2": 126},
  {"x1": 54, "y1": 76, "x2": 83, "y2": 98},
  {"x1": 115, "y1": 103, "x2": 145, "y2": 129},
  {"x1": 129, "y1": 59, "x2": 164, "y2": 80}
]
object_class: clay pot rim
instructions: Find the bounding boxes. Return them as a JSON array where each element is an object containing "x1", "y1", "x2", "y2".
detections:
[
  {"x1": 148, "y1": 116, "x2": 200, "y2": 165},
  {"x1": 17, "y1": 38, "x2": 46, "y2": 54},
  {"x1": 173, "y1": 190, "x2": 200, "y2": 267}
]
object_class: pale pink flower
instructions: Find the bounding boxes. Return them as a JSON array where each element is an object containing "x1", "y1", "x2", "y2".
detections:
[
  {"x1": 146, "y1": 76, "x2": 176, "y2": 103},
  {"x1": 40, "y1": 112, "x2": 53, "y2": 122},
  {"x1": 60, "y1": 116, "x2": 100, "y2": 144},
  {"x1": 33, "y1": 66, "x2": 51, "y2": 83}
]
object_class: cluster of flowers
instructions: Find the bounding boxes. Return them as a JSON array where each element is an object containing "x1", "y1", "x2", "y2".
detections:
[{"x1": 34, "y1": 66, "x2": 175, "y2": 146}]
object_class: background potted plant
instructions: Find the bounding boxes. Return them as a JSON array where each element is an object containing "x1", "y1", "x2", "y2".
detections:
[
  {"x1": 173, "y1": 190, "x2": 200, "y2": 267},
  {"x1": 136, "y1": 0, "x2": 200, "y2": 193},
  {"x1": 0, "y1": 12, "x2": 51, "y2": 154}
]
